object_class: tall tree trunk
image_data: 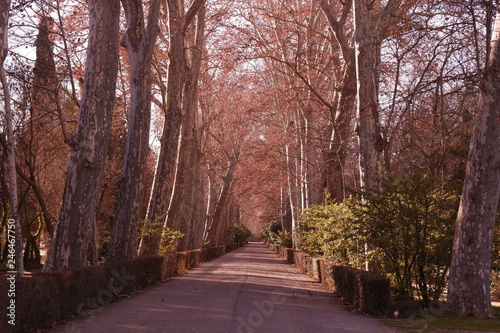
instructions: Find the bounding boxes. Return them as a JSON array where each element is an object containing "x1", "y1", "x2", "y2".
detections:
[
  {"x1": 285, "y1": 143, "x2": 298, "y2": 243},
  {"x1": 325, "y1": 62, "x2": 356, "y2": 201},
  {"x1": 353, "y1": 0, "x2": 383, "y2": 191},
  {"x1": 445, "y1": 8, "x2": 500, "y2": 319},
  {"x1": 206, "y1": 156, "x2": 237, "y2": 246},
  {"x1": 139, "y1": 0, "x2": 205, "y2": 256},
  {"x1": 43, "y1": 0, "x2": 120, "y2": 271},
  {"x1": 352, "y1": 0, "x2": 403, "y2": 191},
  {"x1": 1, "y1": 0, "x2": 24, "y2": 276},
  {"x1": 166, "y1": 3, "x2": 206, "y2": 251},
  {"x1": 106, "y1": 0, "x2": 161, "y2": 263},
  {"x1": 352, "y1": 0, "x2": 404, "y2": 272},
  {"x1": 320, "y1": 0, "x2": 357, "y2": 202}
]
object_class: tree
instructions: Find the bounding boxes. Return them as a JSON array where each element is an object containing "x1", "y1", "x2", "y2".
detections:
[
  {"x1": 43, "y1": 0, "x2": 121, "y2": 271},
  {"x1": 106, "y1": 0, "x2": 161, "y2": 263},
  {"x1": 352, "y1": 0, "x2": 407, "y2": 191},
  {"x1": 19, "y1": 15, "x2": 61, "y2": 240},
  {"x1": 0, "y1": 0, "x2": 24, "y2": 275},
  {"x1": 445, "y1": 5, "x2": 500, "y2": 319},
  {"x1": 203, "y1": 110, "x2": 241, "y2": 246},
  {"x1": 320, "y1": 0, "x2": 357, "y2": 203}
]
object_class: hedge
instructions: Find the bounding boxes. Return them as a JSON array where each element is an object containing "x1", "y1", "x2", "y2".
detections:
[
  {"x1": 0, "y1": 243, "x2": 245, "y2": 333},
  {"x1": 265, "y1": 241, "x2": 391, "y2": 316}
]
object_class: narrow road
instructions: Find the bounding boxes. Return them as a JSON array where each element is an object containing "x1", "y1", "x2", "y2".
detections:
[{"x1": 49, "y1": 242, "x2": 393, "y2": 333}]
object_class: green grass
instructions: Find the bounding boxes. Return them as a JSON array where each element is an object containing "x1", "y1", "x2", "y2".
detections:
[{"x1": 380, "y1": 306, "x2": 500, "y2": 332}]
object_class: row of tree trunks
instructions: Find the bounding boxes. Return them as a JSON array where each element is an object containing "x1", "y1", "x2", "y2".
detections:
[
  {"x1": 17, "y1": 0, "x2": 496, "y2": 320},
  {"x1": 205, "y1": 155, "x2": 238, "y2": 246},
  {"x1": 138, "y1": 0, "x2": 186, "y2": 257},
  {"x1": 106, "y1": 0, "x2": 161, "y2": 263},
  {"x1": 139, "y1": 0, "x2": 206, "y2": 256},
  {"x1": 166, "y1": 3, "x2": 206, "y2": 251},
  {"x1": 42, "y1": 0, "x2": 121, "y2": 271}
]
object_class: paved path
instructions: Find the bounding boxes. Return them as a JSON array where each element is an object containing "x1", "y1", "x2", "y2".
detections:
[{"x1": 48, "y1": 242, "x2": 393, "y2": 333}]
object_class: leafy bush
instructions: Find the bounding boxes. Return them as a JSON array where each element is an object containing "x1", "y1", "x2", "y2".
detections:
[
  {"x1": 232, "y1": 224, "x2": 251, "y2": 243},
  {"x1": 261, "y1": 220, "x2": 282, "y2": 244},
  {"x1": 261, "y1": 220, "x2": 292, "y2": 247},
  {"x1": 295, "y1": 171, "x2": 458, "y2": 306},
  {"x1": 139, "y1": 216, "x2": 184, "y2": 255},
  {"x1": 276, "y1": 229, "x2": 293, "y2": 248},
  {"x1": 296, "y1": 202, "x2": 364, "y2": 268},
  {"x1": 349, "y1": 172, "x2": 458, "y2": 306},
  {"x1": 159, "y1": 228, "x2": 184, "y2": 255}
]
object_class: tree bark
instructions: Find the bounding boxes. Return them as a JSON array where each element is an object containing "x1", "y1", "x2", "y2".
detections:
[
  {"x1": 106, "y1": 0, "x2": 161, "y2": 263},
  {"x1": 320, "y1": 0, "x2": 356, "y2": 202},
  {"x1": 445, "y1": 8, "x2": 500, "y2": 319},
  {"x1": 352, "y1": 0, "x2": 403, "y2": 191},
  {"x1": 1, "y1": 64, "x2": 24, "y2": 276},
  {"x1": 205, "y1": 156, "x2": 238, "y2": 246},
  {"x1": 43, "y1": 0, "x2": 121, "y2": 271}
]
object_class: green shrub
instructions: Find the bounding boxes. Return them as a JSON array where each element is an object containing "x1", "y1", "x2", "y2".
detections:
[
  {"x1": 349, "y1": 171, "x2": 458, "y2": 306},
  {"x1": 277, "y1": 229, "x2": 293, "y2": 248},
  {"x1": 261, "y1": 220, "x2": 282, "y2": 244},
  {"x1": 232, "y1": 224, "x2": 251, "y2": 243},
  {"x1": 261, "y1": 220, "x2": 293, "y2": 247},
  {"x1": 295, "y1": 171, "x2": 458, "y2": 307},
  {"x1": 138, "y1": 216, "x2": 184, "y2": 255},
  {"x1": 296, "y1": 202, "x2": 364, "y2": 268}
]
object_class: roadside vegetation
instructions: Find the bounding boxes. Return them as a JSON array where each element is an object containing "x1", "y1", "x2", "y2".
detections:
[
  {"x1": 231, "y1": 224, "x2": 252, "y2": 243},
  {"x1": 263, "y1": 171, "x2": 499, "y2": 317}
]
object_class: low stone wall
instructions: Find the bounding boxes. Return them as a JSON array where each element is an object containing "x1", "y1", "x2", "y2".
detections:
[
  {"x1": 264, "y1": 242, "x2": 390, "y2": 316},
  {"x1": 0, "y1": 242, "x2": 245, "y2": 333}
]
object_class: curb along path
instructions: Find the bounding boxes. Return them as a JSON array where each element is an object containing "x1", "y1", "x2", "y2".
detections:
[{"x1": 48, "y1": 242, "x2": 393, "y2": 333}]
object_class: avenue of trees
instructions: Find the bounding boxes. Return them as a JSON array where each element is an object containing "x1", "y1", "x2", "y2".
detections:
[{"x1": 0, "y1": 0, "x2": 498, "y2": 318}]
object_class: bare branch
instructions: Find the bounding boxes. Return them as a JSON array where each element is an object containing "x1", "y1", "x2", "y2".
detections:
[
  {"x1": 319, "y1": 0, "x2": 353, "y2": 63},
  {"x1": 183, "y1": 0, "x2": 205, "y2": 32}
]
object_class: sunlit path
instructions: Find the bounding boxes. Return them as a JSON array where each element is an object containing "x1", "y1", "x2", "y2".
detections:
[{"x1": 48, "y1": 242, "x2": 393, "y2": 333}]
